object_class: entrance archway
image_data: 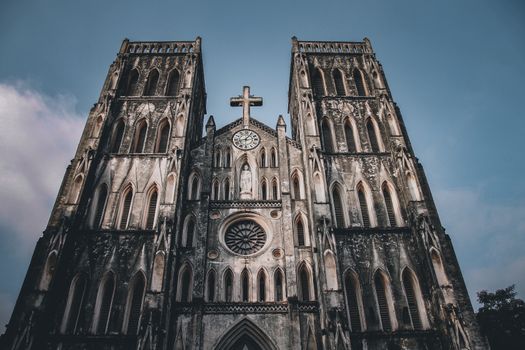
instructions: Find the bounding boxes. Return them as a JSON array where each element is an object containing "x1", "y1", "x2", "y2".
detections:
[{"x1": 214, "y1": 318, "x2": 278, "y2": 350}]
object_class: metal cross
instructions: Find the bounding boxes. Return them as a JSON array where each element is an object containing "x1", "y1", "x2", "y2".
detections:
[{"x1": 230, "y1": 86, "x2": 263, "y2": 127}]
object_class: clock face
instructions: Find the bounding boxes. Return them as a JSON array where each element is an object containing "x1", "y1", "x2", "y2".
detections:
[{"x1": 232, "y1": 129, "x2": 260, "y2": 150}]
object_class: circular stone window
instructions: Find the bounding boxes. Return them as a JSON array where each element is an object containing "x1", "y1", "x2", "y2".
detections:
[{"x1": 224, "y1": 220, "x2": 267, "y2": 255}]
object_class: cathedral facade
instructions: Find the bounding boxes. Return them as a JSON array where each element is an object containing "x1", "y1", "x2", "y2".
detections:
[{"x1": 1, "y1": 37, "x2": 489, "y2": 350}]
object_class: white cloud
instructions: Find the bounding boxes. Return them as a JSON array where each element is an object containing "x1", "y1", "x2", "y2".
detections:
[
  {"x1": 0, "y1": 82, "x2": 84, "y2": 252},
  {"x1": 433, "y1": 187, "x2": 525, "y2": 305}
]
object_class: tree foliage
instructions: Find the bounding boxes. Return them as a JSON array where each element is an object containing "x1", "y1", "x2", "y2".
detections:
[{"x1": 476, "y1": 285, "x2": 525, "y2": 349}]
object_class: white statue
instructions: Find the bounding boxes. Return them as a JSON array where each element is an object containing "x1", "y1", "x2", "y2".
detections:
[{"x1": 240, "y1": 164, "x2": 252, "y2": 199}]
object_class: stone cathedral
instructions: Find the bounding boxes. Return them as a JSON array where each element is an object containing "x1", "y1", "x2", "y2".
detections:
[{"x1": 1, "y1": 37, "x2": 489, "y2": 350}]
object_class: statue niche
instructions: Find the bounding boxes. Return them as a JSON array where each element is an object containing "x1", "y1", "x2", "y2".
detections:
[{"x1": 239, "y1": 163, "x2": 253, "y2": 200}]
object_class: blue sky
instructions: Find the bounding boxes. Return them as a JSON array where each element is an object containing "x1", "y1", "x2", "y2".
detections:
[{"x1": 0, "y1": 0, "x2": 524, "y2": 328}]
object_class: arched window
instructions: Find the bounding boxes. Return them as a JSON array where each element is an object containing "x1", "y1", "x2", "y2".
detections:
[
  {"x1": 357, "y1": 185, "x2": 371, "y2": 228},
  {"x1": 215, "y1": 148, "x2": 222, "y2": 167},
  {"x1": 224, "y1": 178, "x2": 230, "y2": 200},
  {"x1": 296, "y1": 217, "x2": 305, "y2": 246},
  {"x1": 61, "y1": 273, "x2": 88, "y2": 334},
  {"x1": 125, "y1": 69, "x2": 139, "y2": 96},
  {"x1": 344, "y1": 272, "x2": 363, "y2": 332},
  {"x1": 344, "y1": 120, "x2": 356, "y2": 153},
  {"x1": 110, "y1": 119, "x2": 125, "y2": 153},
  {"x1": 212, "y1": 179, "x2": 220, "y2": 200},
  {"x1": 166, "y1": 69, "x2": 180, "y2": 96},
  {"x1": 188, "y1": 173, "x2": 200, "y2": 200},
  {"x1": 407, "y1": 173, "x2": 421, "y2": 201},
  {"x1": 260, "y1": 148, "x2": 266, "y2": 167},
  {"x1": 333, "y1": 69, "x2": 346, "y2": 96},
  {"x1": 382, "y1": 184, "x2": 397, "y2": 227},
  {"x1": 431, "y1": 250, "x2": 449, "y2": 286},
  {"x1": 270, "y1": 148, "x2": 277, "y2": 167},
  {"x1": 119, "y1": 187, "x2": 133, "y2": 229},
  {"x1": 39, "y1": 251, "x2": 57, "y2": 291},
  {"x1": 312, "y1": 68, "x2": 325, "y2": 96},
  {"x1": 124, "y1": 273, "x2": 145, "y2": 335},
  {"x1": 321, "y1": 119, "x2": 334, "y2": 152},
  {"x1": 241, "y1": 268, "x2": 250, "y2": 302},
  {"x1": 179, "y1": 265, "x2": 192, "y2": 302},
  {"x1": 366, "y1": 119, "x2": 380, "y2": 153},
  {"x1": 374, "y1": 271, "x2": 394, "y2": 331},
  {"x1": 292, "y1": 172, "x2": 302, "y2": 200},
  {"x1": 144, "y1": 69, "x2": 159, "y2": 96},
  {"x1": 257, "y1": 270, "x2": 266, "y2": 302},
  {"x1": 332, "y1": 186, "x2": 345, "y2": 228},
  {"x1": 224, "y1": 269, "x2": 233, "y2": 302},
  {"x1": 261, "y1": 178, "x2": 268, "y2": 200},
  {"x1": 274, "y1": 269, "x2": 284, "y2": 302},
  {"x1": 224, "y1": 148, "x2": 231, "y2": 168},
  {"x1": 155, "y1": 120, "x2": 170, "y2": 153},
  {"x1": 93, "y1": 272, "x2": 115, "y2": 334},
  {"x1": 298, "y1": 264, "x2": 311, "y2": 301},
  {"x1": 324, "y1": 251, "x2": 338, "y2": 290},
  {"x1": 166, "y1": 173, "x2": 176, "y2": 204},
  {"x1": 402, "y1": 269, "x2": 424, "y2": 330},
  {"x1": 272, "y1": 178, "x2": 279, "y2": 200},
  {"x1": 145, "y1": 187, "x2": 158, "y2": 229},
  {"x1": 151, "y1": 252, "x2": 165, "y2": 292},
  {"x1": 184, "y1": 216, "x2": 195, "y2": 248},
  {"x1": 314, "y1": 173, "x2": 325, "y2": 202},
  {"x1": 207, "y1": 270, "x2": 216, "y2": 302},
  {"x1": 133, "y1": 120, "x2": 148, "y2": 153},
  {"x1": 93, "y1": 184, "x2": 108, "y2": 229},
  {"x1": 353, "y1": 68, "x2": 368, "y2": 96}
]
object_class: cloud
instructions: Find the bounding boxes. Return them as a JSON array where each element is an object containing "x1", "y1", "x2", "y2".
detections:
[
  {"x1": 433, "y1": 187, "x2": 525, "y2": 306},
  {"x1": 0, "y1": 81, "x2": 84, "y2": 327}
]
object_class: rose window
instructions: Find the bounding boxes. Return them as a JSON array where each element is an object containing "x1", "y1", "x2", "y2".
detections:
[{"x1": 224, "y1": 220, "x2": 267, "y2": 255}]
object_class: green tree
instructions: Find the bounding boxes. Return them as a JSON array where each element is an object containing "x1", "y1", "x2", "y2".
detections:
[{"x1": 476, "y1": 285, "x2": 525, "y2": 349}]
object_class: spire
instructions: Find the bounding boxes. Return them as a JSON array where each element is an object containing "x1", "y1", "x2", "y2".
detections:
[{"x1": 276, "y1": 114, "x2": 286, "y2": 128}]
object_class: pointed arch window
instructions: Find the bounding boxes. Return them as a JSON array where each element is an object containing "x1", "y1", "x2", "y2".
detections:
[
  {"x1": 189, "y1": 174, "x2": 200, "y2": 200},
  {"x1": 94, "y1": 272, "x2": 115, "y2": 334},
  {"x1": 93, "y1": 184, "x2": 108, "y2": 229},
  {"x1": 345, "y1": 273, "x2": 362, "y2": 332},
  {"x1": 431, "y1": 250, "x2": 448, "y2": 286},
  {"x1": 382, "y1": 184, "x2": 397, "y2": 227},
  {"x1": 119, "y1": 188, "x2": 133, "y2": 229},
  {"x1": 333, "y1": 69, "x2": 346, "y2": 96},
  {"x1": 207, "y1": 270, "x2": 216, "y2": 302},
  {"x1": 61, "y1": 273, "x2": 88, "y2": 334},
  {"x1": 179, "y1": 266, "x2": 192, "y2": 302},
  {"x1": 155, "y1": 120, "x2": 170, "y2": 153},
  {"x1": 312, "y1": 68, "x2": 325, "y2": 96},
  {"x1": 275, "y1": 269, "x2": 284, "y2": 302},
  {"x1": 344, "y1": 120, "x2": 357, "y2": 153},
  {"x1": 374, "y1": 272, "x2": 393, "y2": 331},
  {"x1": 215, "y1": 148, "x2": 222, "y2": 167},
  {"x1": 151, "y1": 252, "x2": 165, "y2": 292},
  {"x1": 407, "y1": 173, "x2": 421, "y2": 201},
  {"x1": 261, "y1": 179, "x2": 268, "y2": 200},
  {"x1": 144, "y1": 69, "x2": 159, "y2": 96},
  {"x1": 145, "y1": 187, "x2": 158, "y2": 229},
  {"x1": 224, "y1": 178, "x2": 230, "y2": 200},
  {"x1": 296, "y1": 218, "x2": 305, "y2": 246},
  {"x1": 299, "y1": 265, "x2": 311, "y2": 301},
  {"x1": 357, "y1": 186, "x2": 371, "y2": 228},
  {"x1": 270, "y1": 148, "x2": 277, "y2": 167},
  {"x1": 353, "y1": 68, "x2": 368, "y2": 96},
  {"x1": 133, "y1": 120, "x2": 148, "y2": 153},
  {"x1": 224, "y1": 148, "x2": 231, "y2": 168},
  {"x1": 402, "y1": 269, "x2": 423, "y2": 330},
  {"x1": 260, "y1": 148, "x2": 267, "y2": 167},
  {"x1": 166, "y1": 69, "x2": 180, "y2": 96},
  {"x1": 125, "y1": 69, "x2": 139, "y2": 96},
  {"x1": 366, "y1": 119, "x2": 380, "y2": 153},
  {"x1": 111, "y1": 119, "x2": 125, "y2": 153},
  {"x1": 212, "y1": 180, "x2": 220, "y2": 200},
  {"x1": 258, "y1": 270, "x2": 266, "y2": 302},
  {"x1": 184, "y1": 217, "x2": 195, "y2": 248},
  {"x1": 272, "y1": 178, "x2": 279, "y2": 200},
  {"x1": 224, "y1": 269, "x2": 233, "y2": 302},
  {"x1": 332, "y1": 187, "x2": 345, "y2": 228},
  {"x1": 321, "y1": 119, "x2": 334, "y2": 152},
  {"x1": 324, "y1": 251, "x2": 338, "y2": 290},
  {"x1": 125, "y1": 273, "x2": 145, "y2": 335},
  {"x1": 292, "y1": 173, "x2": 302, "y2": 200},
  {"x1": 241, "y1": 268, "x2": 250, "y2": 302}
]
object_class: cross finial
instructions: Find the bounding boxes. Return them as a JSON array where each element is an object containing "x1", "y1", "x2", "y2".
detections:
[{"x1": 230, "y1": 86, "x2": 263, "y2": 127}]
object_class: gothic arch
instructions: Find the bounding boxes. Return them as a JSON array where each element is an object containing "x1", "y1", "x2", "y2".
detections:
[
  {"x1": 240, "y1": 268, "x2": 251, "y2": 302},
  {"x1": 271, "y1": 177, "x2": 279, "y2": 200},
  {"x1": 270, "y1": 147, "x2": 278, "y2": 167},
  {"x1": 297, "y1": 261, "x2": 314, "y2": 301},
  {"x1": 117, "y1": 184, "x2": 134, "y2": 229},
  {"x1": 223, "y1": 267, "x2": 234, "y2": 302},
  {"x1": 206, "y1": 269, "x2": 217, "y2": 302},
  {"x1": 324, "y1": 250, "x2": 338, "y2": 290},
  {"x1": 91, "y1": 114, "x2": 104, "y2": 138},
  {"x1": 39, "y1": 250, "x2": 58, "y2": 291},
  {"x1": 294, "y1": 212, "x2": 308, "y2": 246},
  {"x1": 401, "y1": 267, "x2": 430, "y2": 329},
  {"x1": 343, "y1": 117, "x2": 361, "y2": 152},
  {"x1": 91, "y1": 183, "x2": 109, "y2": 228},
  {"x1": 60, "y1": 272, "x2": 88, "y2": 334},
  {"x1": 321, "y1": 117, "x2": 336, "y2": 152},
  {"x1": 151, "y1": 251, "x2": 165, "y2": 292},
  {"x1": 212, "y1": 178, "x2": 220, "y2": 200},
  {"x1": 353, "y1": 68, "x2": 368, "y2": 96},
  {"x1": 343, "y1": 269, "x2": 366, "y2": 331},
  {"x1": 176, "y1": 262, "x2": 193, "y2": 302},
  {"x1": 132, "y1": 118, "x2": 148, "y2": 153},
  {"x1": 155, "y1": 118, "x2": 171, "y2": 153},
  {"x1": 387, "y1": 113, "x2": 400, "y2": 135},
  {"x1": 373, "y1": 269, "x2": 397, "y2": 331},
  {"x1": 330, "y1": 182, "x2": 347, "y2": 228},
  {"x1": 260, "y1": 177, "x2": 268, "y2": 200},
  {"x1": 123, "y1": 271, "x2": 146, "y2": 334},
  {"x1": 143, "y1": 184, "x2": 159, "y2": 229},
  {"x1": 223, "y1": 177, "x2": 231, "y2": 200},
  {"x1": 311, "y1": 67, "x2": 326, "y2": 97},
  {"x1": 214, "y1": 318, "x2": 278, "y2": 350},
  {"x1": 406, "y1": 172, "x2": 422, "y2": 201},
  {"x1": 165, "y1": 172, "x2": 177, "y2": 204},
  {"x1": 224, "y1": 147, "x2": 232, "y2": 167},
  {"x1": 187, "y1": 170, "x2": 201, "y2": 200},
  {"x1": 365, "y1": 117, "x2": 384, "y2": 153},
  {"x1": 430, "y1": 248, "x2": 449, "y2": 286},
  {"x1": 69, "y1": 174, "x2": 84, "y2": 204},
  {"x1": 356, "y1": 181, "x2": 377, "y2": 227},
  {"x1": 92, "y1": 271, "x2": 115, "y2": 334},
  {"x1": 273, "y1": 267, "x2": 285, "y2": 302},
  {"x1": 166, "y1": 69, "x2": 180, "y2": 96},
  {"x1": 259, "y1": 147, "x2": 267, "y2": 168},
  {"x1": 332, "y1": 69, "x2": 347, "y2": 96},
  {"x1": 381, "y1": 181, "x2": 403, "y2": 227},
  {"x1": 215, "y1": 147, "x2": 222, "y2": 167},
  {"x1": 125, "y1": 68, "x2": 139, "y2": 96},
  {"x1": 291, "y1": 169, "x2": 304, "y2": 199},
  {"x1": 174, "y1": 114, "x2": 185, "y2": 137},
  {"x1": 313, "y1": 171, "x2": 326, "y2": 202},
  {"x1": 144, "y1": 69, "x2": 159, "y2": 96},
  {"x1": 256, "y1": 268, "x2": 268, "y2": 302},
  {"x1": 181, "y1": 214, "x2": 196, "y2": 247},
  {"x1": 110, "y1": 118, "x2": 126, "y2": 153}
]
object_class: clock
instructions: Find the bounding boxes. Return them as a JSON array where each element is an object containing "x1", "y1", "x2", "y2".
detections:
[{"x1": 232, "y1": 129, "x2": 260, "y2": 150}]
